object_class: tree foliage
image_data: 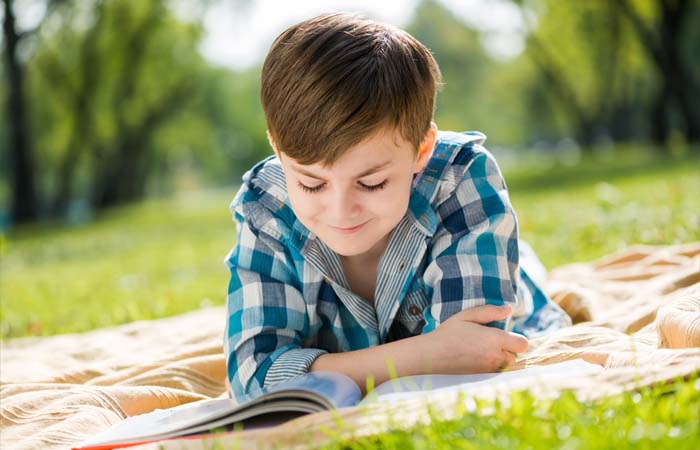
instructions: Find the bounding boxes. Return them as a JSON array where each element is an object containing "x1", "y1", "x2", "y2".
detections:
[
  {"x1": 2, "y1": 0, "x2": 698, "y2": 226},
  {"x1": 514, "y1": 0, "x2": 700, "y2": 147},
  {"x1": 27, "y1": 0, "x2": 203, "y2": 212}
]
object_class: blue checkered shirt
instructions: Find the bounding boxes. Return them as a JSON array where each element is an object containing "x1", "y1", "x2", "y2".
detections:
[{"x1": 224, "y1": 131, "x2": 570, "y2": 402}]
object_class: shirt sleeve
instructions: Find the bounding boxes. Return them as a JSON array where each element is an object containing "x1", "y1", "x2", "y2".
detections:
[
  {"x1": 224, "y1": 214, "x2": 327, "y2": 403},
  {"x1": 421, "y1": 150, "x2": 520, "y2": 333}
]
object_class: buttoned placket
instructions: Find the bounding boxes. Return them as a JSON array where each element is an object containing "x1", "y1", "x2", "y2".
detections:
[
  {"x1": 302, "y1": 238, "x2": 380, "y2": 332},
  {"x1": 374, "y1": 219, "x2": 427, "y2": 341}
]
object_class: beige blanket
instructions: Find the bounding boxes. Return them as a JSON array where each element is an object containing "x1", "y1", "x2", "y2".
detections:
[{"x1": 2, "y1": 244, "x2": 699, "y2": 450}]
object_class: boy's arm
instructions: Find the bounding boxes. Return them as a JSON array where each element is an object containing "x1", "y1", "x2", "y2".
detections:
[
  {"x1": 310, "y1": 304, "x2": 527, "y2": 393},
  {"x1": 225, "y1": 218, "x2": 326, "y2": 402},
  {"x1": 421, "y1": 150, "x2": 521, "y2": 332}
]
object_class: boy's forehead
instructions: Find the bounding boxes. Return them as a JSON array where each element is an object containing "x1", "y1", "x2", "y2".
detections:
[
  {"x1": 290, "y1": 157, "x2": 394, "y2": 180},
  {"x1": 287, "y1": 127, "x2": 413, "y2": 172}
]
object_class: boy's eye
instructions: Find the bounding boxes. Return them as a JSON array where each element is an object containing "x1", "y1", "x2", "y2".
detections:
[
  {"x1": 359, "y1": 180, "x2": 387, "y2": 191},
  {"x1": 297, "y1": 180, "x2": 387, "y2": 194},
  {"x1": 297, "y1": 181, "x2": 325, "y2": 193}
]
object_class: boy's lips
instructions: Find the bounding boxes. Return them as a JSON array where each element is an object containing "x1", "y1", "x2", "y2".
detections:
[{"x1": 331, "y1": 220, "x2": 369, "y2": 234}]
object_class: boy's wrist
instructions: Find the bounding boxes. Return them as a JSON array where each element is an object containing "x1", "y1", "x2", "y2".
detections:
[{"x1": 309, "y1": 333, "x2": 438, "y2": 392}]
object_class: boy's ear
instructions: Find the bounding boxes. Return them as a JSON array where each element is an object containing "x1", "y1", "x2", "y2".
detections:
[{"x1": 414, "y1": 122, "x2": 437, "y2": 173}]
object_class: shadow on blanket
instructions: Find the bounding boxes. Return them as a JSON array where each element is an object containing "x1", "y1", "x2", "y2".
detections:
[{"x1": 1, "y1": 244, "x2": 698, "y2": 450}]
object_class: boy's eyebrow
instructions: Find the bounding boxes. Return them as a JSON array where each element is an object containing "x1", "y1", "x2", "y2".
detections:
[{"x1": 291, "y1": 160, "x2": 393, "y2": 180}]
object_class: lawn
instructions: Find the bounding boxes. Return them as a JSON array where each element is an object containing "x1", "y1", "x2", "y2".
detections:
[
  {"x1": 314, "y1": 380, "x2": 700, "y2": 450},
  {"x1": 1, "y1": 146, "x2": 699, "y2": 448}
]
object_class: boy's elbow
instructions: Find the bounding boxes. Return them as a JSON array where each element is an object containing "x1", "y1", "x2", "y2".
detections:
[
  {"x1": 228, "y1": 378, "x2": 263, "y2": 404},
  {"x1": 226, "y1": 352, "x2": 269, "y2": 403}
]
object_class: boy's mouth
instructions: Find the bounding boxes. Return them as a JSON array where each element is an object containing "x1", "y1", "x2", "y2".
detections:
[{"x1": 331, "y1": 220, "x2": 369, "y2": 234}]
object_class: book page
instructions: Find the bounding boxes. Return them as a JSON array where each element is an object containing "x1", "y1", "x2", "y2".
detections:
[
  {"x1": 261, "y1": 370, "x2": 361, "y2": 409},
  {"x1": 76, "y1": 371, "x2": 361, "y2": 448},
  {"x1": 363, "y1": 359, "x2": 603, "y2": 404}
]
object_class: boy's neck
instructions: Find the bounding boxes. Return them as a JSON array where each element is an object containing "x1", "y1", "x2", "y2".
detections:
[
  {"x1": 339, "y1": 233, "x2": 390, "y2": 267},
  {"x1": 338, "y1": 233, "x2": 391, "y2": 304}
]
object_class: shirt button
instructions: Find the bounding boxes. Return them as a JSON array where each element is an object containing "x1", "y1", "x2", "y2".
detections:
[
  {"x1": 408, "y1": 305, "x2": 422, "y2": 316},
  {"x1": 399, "y1": 261, "x2": 406, "y2": 271}
]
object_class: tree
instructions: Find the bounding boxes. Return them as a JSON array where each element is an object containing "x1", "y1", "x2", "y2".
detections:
[
  {"x1": 47, "y1": 0, "x2": 107, "y2": 214},
  {"x1": 613, "y1": 0, "x2": 700, "y2": 144},
  {"x1": 515, "y1": 0, "x2": 656, "y2": 148},
  {"x1": 27, "y1": 0, "x2": 206, "y2": 213},
  {"x1": 2, "y1": 0, "x2": 56, "y2": 223},
  {"x1": 512, "y1": 0, "x2": 700, "y2": 148},
  {"x1": 85, "y1": 0, "x2": 196, "y2": 208},
  {"x1": 2, "y1": 0, "x2": 276, "y2": 226}
]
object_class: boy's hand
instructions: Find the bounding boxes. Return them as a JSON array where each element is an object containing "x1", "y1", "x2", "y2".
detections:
[
  {"x1": 311, "y1": 304, "x2": 528, "y2": 392},
  {"x1": 427, "y1": 304, "x2": 528, "y2": 374}
]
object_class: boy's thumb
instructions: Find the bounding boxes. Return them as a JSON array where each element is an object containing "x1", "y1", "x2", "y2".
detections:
[{"x1": 456, "y1": 304, "x2": 512, "y2": 324}]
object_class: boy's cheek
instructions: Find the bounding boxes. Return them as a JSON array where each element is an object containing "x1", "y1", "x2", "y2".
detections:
[
  {"x1": 287, "y1": 195, "x2": 316, "y2": 219},
  {"x1": 287, "y1": 192, "x2": 328, "y2": 225}
]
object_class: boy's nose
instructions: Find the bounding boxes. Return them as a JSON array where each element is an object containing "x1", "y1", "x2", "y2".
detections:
[{"x1": 329, "y1": 188, "x2": 361, "y2": 224}]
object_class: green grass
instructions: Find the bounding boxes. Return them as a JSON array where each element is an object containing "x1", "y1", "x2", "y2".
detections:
[
  {"x1": 507, "y1": 148, "x2": 699, "y2": 268},
  {"x1": 1, "y1": 188, "x2": 236, "y2": 338},
  {"x1": 183, "y1": 377, "x2": 700, "y2": 450},
  {"x1": 2, "y1": 147, "x2": 699, "y2": 449},
  {"x1": 315, "y1": 379, "x2": 700, "y2": 450}
]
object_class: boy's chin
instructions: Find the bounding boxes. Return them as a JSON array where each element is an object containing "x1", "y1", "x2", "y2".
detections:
[
  {"x1": 324, "y1": 239, "x2": 376, "y2": 258},
  {"x1": 328, "y1": 244, "x2": 370, "y2": 258}
]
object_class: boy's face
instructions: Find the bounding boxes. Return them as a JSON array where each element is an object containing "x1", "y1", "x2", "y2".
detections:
[{"x1": 274, "y1": 124, "x2": 436, "y2": 259}]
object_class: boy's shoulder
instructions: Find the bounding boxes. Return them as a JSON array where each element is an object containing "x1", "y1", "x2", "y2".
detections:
[
  {"x1": 229, "y1": 155, "x2": 293, "y2": 240},
  {"x1": 435, "y1": 130, "x2": 486, "y2": 149},
  {"x1": 230, "y1": 130, "x2": 496, "y2": 231},
  {"x1": 430, "y1": 130, "x2": 488, "y2": 169},
  {"x1": 415, "y1": 130, "x2": 500, "y2": 206}
]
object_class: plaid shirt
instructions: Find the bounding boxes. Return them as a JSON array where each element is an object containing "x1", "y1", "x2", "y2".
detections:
[{"x1": 224, "y1": 131, "x2": 570, "y2": 402}]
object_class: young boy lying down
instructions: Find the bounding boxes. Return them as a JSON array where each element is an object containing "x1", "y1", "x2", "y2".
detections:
[{"x1": 224, "y1": 12, "x2": 570, "y2": 402}]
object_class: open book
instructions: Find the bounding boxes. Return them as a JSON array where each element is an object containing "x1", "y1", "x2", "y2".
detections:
[{"x1": 74, "y1": 359, "x2": 601, "y2": 450}]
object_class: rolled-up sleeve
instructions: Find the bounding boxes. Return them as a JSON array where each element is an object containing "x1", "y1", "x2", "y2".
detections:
[
  {"x1": 421, "y1": 151, "x2": 519, "y2": 333},
  {"x1": 224, "y1": 216, "x2": 327, "y2": 402}
]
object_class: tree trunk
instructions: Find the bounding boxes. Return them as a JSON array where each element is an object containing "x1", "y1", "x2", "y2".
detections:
[
  {"x1": 92, "y1": 80, "x2": 193, "y2": 209},
  {"x1": 650, "y1": 83, "x2": 671, "y2": 145},
  {"x1": 526, "y1": 39, "x2": 596, "y2": 149},
  {"x1": 90, "y1": 0, "x2": 164, "y2": 210},
  {"x1": 662, "y1": 3, "x2": 700, "y2": 142},
  {"x1": 3, "y1": 0, "x2": 39, "y2": 224},
  {"x1": 51, "y1": 0, "x2": 105, "y2": 216},
  {"x1": 615, "y1": 0, "x2": 700, "y2": 143}
]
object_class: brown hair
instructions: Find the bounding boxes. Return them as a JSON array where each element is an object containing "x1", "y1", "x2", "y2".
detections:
[{"x1": 261, "y1": 12, "x2": 442, "y2": 165}]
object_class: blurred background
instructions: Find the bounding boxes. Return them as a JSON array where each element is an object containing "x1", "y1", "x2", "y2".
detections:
[{"x1": 1, "y1": 0, "x2": 699, "y2": 338}]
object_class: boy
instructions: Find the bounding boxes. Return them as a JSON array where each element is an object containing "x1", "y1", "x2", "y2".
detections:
[{"x1": 224, "y1": 12, "x2": 570, "y2": 402}]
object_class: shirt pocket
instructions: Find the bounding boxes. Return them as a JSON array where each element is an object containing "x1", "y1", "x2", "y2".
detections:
[{"x1": 395, "y1": 288, "x2": 429, "y2": 334}]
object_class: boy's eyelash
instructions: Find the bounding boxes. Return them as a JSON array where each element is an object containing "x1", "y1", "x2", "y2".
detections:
[
  {"x1": 297, "y1": 182, "x2": 325, "y2": 193},
  {"x1": 359, "y1": 180, "x2": 387, "y2": 191},
  {"x1": 296, "y1": 180, "x2": 387, "y2": 193}
]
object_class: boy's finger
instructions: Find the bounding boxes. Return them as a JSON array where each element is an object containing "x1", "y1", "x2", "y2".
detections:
[
  {"x1": 502, "y1": 332, "x2": 529, "y2": 354},
  {"x1": 456, "y1": 304, "x2": 512, "y2": 325},
  {"x1": 501, "y1": 350, "x2": 517, "y2": 369}
]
